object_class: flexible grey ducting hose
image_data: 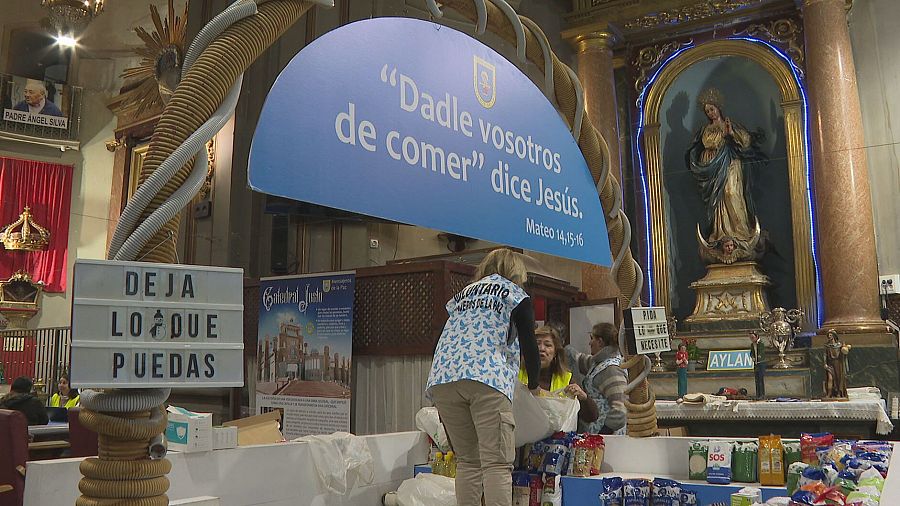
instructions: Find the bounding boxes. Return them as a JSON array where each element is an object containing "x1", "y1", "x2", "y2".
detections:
[
  {"x1": 108, "y1": 0, "x2": 258, "y2": 260},
  {"x1": 148, "y1": 435, "x2": 167, "y2": 460},
  {"x1": 79, "y1": 389, "x2": 172, "y2": 413},
  {"x1": 113, "y1": 76, "x2": 242, "y2": 261}
]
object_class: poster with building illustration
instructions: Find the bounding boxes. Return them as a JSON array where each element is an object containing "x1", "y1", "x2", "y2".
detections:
[{"x1": 256, "y1": 271, "x2": 354, "y2": 438}]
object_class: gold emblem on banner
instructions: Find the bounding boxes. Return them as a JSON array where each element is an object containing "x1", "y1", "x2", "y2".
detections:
[{"x1": 474, "y1": 56, "x2": 496, "y2": 109}]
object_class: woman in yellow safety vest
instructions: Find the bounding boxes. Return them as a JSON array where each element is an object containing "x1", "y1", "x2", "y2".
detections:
[
  {"x1": 49, "y1": 373, "x2": 79, "y2": 408},
  {"x1": 519, "y1": 326, "x2": 598, "y2": 425}
]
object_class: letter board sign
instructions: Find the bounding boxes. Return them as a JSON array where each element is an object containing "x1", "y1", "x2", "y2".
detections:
[
  {"x1": 69, "y1": 259, "x2": 244, "y2": 388},
  {"x1": 623, "y1": 306, "x2": 671, "y2": 355}
]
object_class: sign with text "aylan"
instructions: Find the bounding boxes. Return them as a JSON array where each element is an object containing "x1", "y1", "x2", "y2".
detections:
[
  {"x1": 70, "y1": 259, "x2": 244, "y2": 388},
  {"x1": 249, "y1": 17, "x2": 611, "y2": 266},
  {"x1": 706, "y1": 350, "x2": 754, "y2": 371}
]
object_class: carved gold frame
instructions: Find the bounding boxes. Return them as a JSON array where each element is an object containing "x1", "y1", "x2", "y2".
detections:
[
  {"x1": 639, "y1": 39, "x2": 817, "y2": 330},
  {"x1": 127, "y1": 143, "x2": 150, "y2": 201}
]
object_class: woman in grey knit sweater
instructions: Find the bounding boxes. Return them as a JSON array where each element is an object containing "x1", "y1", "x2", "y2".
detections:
[{"x1": 565, "y1": 322, "x2": 628, "y2": 434}]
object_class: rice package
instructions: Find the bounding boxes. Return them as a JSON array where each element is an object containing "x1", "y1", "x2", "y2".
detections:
[
  {"x1": 688, "y1": 440, "x2": 708, "y2": 480},
  {"x1": 784, "y1": 441, "x2": 802, "y2": 472},
  {"x1": 786, "y1": 462, "x2": 809, "y2": 495},
  {"x1": 707, "y1": 441, "x2": 734, "y2": 484},
  {"x1": 598, "y1": 476, "x2": 623, "y2": 506},
  {"x1": 623, "y1": 478, "x2": 651, "y2": 506},
  {"x1": 759, "y1": 435, "x2": 786, "y2": 486},
  {"x1": 800, "y1": 433, "x2": 833, "y2": 465},
  {"x1": 733, "y1": 441, "x2": 759, "y2": 483},
  {"x1": 651, "y1": 478, "x2": 681, "y2": 506}
]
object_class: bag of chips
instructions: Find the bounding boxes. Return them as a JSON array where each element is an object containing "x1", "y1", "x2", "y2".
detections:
[
  {"x1": 707, "y1": 441, "x2": 734, "y2": 484},
  {"x1": 759, "y1": 435, "x2": 786, "y2": 486},
  {"x1": 688, "y1": 440, "x2": 708, "y2": 481},
  {"x1": 800, "y1": 433, "x2": 834, "y2": 465}
]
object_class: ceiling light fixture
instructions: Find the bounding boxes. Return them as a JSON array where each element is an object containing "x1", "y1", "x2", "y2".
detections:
[
  {"x1": 55, "y1": 33, "x2": 77, "y2": 47},
  {"x1": 42, "y1": 0, "x2": 105, "y2": 37}
]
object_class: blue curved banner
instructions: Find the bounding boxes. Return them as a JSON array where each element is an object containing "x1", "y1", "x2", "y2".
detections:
[{"x1": 249, "y1": 17, "x2": 611, "y2": 266}]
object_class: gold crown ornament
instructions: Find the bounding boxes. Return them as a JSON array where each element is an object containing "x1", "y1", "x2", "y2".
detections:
[
  {"x1": 0, "y1": 206, "x2": 51, "y2": 251},
  {"x1": 697, "y1": 87, "x2": 725, "y2": 111}
]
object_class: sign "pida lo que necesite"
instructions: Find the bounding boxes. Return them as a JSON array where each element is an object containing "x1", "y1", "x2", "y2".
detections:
[{"x1": 70, "y1": 259, "x2": 244, "y2": 388}]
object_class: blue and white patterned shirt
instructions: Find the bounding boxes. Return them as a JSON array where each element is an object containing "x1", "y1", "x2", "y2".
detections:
[{"x1": 426, "y1": 274, "x2": 528, "y2": 402}]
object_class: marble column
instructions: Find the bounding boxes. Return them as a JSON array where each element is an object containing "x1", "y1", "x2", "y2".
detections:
[
  {"x1": 802, "y1": 0, "x2": 885, "y2": 335},
  {"x1": 570, "y1": 29, "x2": 624, "y2": 300}
]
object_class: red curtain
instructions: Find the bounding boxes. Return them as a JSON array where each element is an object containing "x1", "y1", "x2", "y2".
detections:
[{"x1": 0, "y1": 156, "x2": 73, "y2": 293}]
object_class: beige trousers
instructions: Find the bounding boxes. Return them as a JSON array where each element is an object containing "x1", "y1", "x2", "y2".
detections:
[{"x1": 431, "y1": 380, "x2": 515, "y2": 506}]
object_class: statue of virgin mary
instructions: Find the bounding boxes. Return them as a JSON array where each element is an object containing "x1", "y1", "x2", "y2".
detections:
[{"x1": 686, "y1": 88, "x2": 768, "y2": 263}]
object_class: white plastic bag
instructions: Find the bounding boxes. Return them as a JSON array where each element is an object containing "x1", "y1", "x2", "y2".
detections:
[
  {"x1": 415, "y1": 407, "x2": 450, "y2": 451},
  {"x1": 293, "y1": 432, "x2": 375, "y2": 495},
  {"x1": 513, "y1": 382, "x2": 552, "y2": 446},
  {"x1": 536, "y1": 396, "x2": 579, "y2": 433},
  {"x1": 396, "y1": 473, "x2": 456, "y2": 506}
]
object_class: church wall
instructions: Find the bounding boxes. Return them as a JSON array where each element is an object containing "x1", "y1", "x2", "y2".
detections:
[
  {"x1": 0, "y1": 1, "x2": 182, "y2": 329},
  {"x1": 849, "y1": 0, "x2": 900, "y2": 280}
]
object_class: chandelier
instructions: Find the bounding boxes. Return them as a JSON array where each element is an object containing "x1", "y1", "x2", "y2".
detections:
[{"x1": 42, "y1": 0, "x2": 105, "y2": 35}]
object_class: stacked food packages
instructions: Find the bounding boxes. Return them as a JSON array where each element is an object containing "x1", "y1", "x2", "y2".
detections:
[
  {"x1": 595, "y1": 477, "x2": 697, "y2": 505},
  {"x1": 687, "y1": 434, "x2": 891, "y2": 505},
  {"x1": 511, "y1": 432, "x2": 605, "y2": 506}
]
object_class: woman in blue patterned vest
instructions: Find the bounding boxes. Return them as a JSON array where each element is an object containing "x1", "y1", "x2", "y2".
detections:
[{"x1": 426, "y1": 248, "x2": 541, "y2": 506}]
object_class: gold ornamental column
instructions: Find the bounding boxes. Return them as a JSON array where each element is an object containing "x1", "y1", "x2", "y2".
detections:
[
  {"x1": 801, "y1": 0, "x2": 885, "y2": 335},
  {"x1": 568, "y1": 28, "x2": 624, "y2": 299}
]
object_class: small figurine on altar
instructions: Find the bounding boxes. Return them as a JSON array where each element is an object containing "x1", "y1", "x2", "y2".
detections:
[
  {"x1": 823, "y1": 329, "x2": 851, "y2": 400},
  {"x1": 675, "y1": 342, "x2": 689, "y2": 398},
  {"x1": 750, "y1": 330, "x2": 766, "y2": 399}
]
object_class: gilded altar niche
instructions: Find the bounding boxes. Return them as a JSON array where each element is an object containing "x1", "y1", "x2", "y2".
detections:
[{"x1": 639, "y1": 40, "x2": 817, "y2": 332}]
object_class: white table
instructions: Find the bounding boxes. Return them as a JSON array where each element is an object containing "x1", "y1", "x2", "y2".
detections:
[{"x1": 655, "y1": 399, "x2": 893, "y2": 435}]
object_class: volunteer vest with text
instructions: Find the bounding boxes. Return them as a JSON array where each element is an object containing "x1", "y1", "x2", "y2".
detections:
[{"x1": 426, "y1": 274, "x2": 528, "y2": 401}]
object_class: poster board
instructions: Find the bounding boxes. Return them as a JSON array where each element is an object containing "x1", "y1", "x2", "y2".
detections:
[{"x1": 255, "y1": 271, "x2": 354, "y2": 439}]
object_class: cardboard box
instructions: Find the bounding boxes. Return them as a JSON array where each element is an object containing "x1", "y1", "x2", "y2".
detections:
[
  {"x1": 223, "y1": 410, "x2": 284, "y2": 446},
  {"x1": 658, "y1": 426, "x2": 689, "y2": 437},
  {"x1": 166, "y1": 406, "x2": 213, "y2": 453},
  {"x1": 731, "y1": 487, "x2": 762, "y2": 506},
  {"x1": 212, "y1": 426, "x2": 238, "y2": 450}
]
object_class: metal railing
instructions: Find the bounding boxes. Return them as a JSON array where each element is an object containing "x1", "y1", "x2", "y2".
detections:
[{"x1": 0, "y1": 327, "x2": 71, "y2": 394}]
